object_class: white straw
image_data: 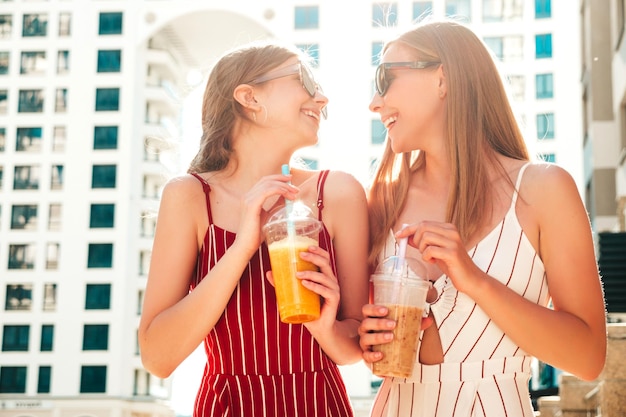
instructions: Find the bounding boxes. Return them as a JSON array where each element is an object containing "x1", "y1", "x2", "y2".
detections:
[{"x1": 394, "y1": 223, "x2": 410, "y2": 275}]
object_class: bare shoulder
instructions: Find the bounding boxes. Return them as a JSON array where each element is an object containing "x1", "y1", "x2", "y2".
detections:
[
  {"x1": 520, "y1": 162, "x2": 579, "y2": 204},
  {"x1": 158, "y1": 174, "x2": 208, "y2": 217},
  {"x1": 323, "y1": 170, "x2": 367, "y2": 201}
]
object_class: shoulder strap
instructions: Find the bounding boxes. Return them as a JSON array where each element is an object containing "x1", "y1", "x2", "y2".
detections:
[
  {"x1": 190, "y1": 173, "x2": 214, "y2": 225},
  {"x1": 511, "y1": 162, "x2": 531, "y2": 209},
  {"x1": 316, "y1": 170, "x2": 330, "y2": 221}
]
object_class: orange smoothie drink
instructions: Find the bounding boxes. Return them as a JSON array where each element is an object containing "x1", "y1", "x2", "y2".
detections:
[{"x1": 267, "y1": 235, "x2": 320, "y2": 324}]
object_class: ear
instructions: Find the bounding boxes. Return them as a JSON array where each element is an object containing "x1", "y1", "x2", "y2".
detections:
[
  {"x1": 233, "y1": 84, "x2": 262, "y2": 111},
  {"x1": 436, "y1": 65, "x2": 447, "y2": 99}
]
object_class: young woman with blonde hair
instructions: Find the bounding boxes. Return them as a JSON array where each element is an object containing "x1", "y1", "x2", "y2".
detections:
[
  {"x1": 359, "y1": 19, "x2": 606, "y2": 416},
  {"x1": 138, "y1": 41, "x2": 369, "y2": 416}
]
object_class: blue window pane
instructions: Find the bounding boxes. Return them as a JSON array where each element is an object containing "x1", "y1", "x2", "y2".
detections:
[
  {"x1": 535, "y1": 73, "x2": 553, "y2": 99},
  {"x1": 535, "y1": 0, "x2": 551, "y2": 18},
  {"x1": 83, "y1": 324, "x2": 109, "y2": 350},
  {"x1": 371, "y1": 119, "x2": 386, "y2": 144},
  {"x1": 41, "y1": 325, "x2": 54, "y2": 351},
  {"x1": 0, "y1": 366, "x2": 27, "y2": 393},
  {"x1": 95, "y1": 88, "x2": 119, "y2": 111},
  {"x1": 92, "y1": 164, "x2": 116, "y2": 188},
  {"x1": 295, "y1": 6, "x2": 319, "y2": 29},
  {"x1": 540, "y1": 153, "x2": 555, "y2": 163},
  {"x1": 90, "y1": 204, "x2": 115, "y2": 228},
  {"x1": 301, "y1": 158, "x2": 318, "y2": 169},
  {"x1": 445, "y1": 0, "x2": 471, "y2": 22},
  {"x1": 296, "y1": 43, "x2": 319, "y2": 67},
  {"x1": 99, "y1": 12, "x2": 122, "y2": 35},
  {"x1": 37, "y1": 366, "x2": 51, "y2": 393},
  {"x1": 372, "y1": 42, "x2": 384, "y2": 65},
  {"x1": 85, "y1": 284, "x2": 111, "y2": 310},
  {"x1": 97, "y1": 50, "x2": 121, "y2": 72},
  {"x1": 413, "y1": 1, "x2": 433, "y2": 21},
  {"x1": 535, "y1": 34, "x2": 552, "y2": 59},
  {"x1": 373, "y1": 3, "x2": 398, "y2": 27},
  {"x1": 2, "y1": 325, "x2": 29, "y2": 351},
  {"x1": 22, "y1": 14, "x2": 47, "y2": 37},
  {"x1": 94, "y1": 126, "x2": 118, "y2": 150},
  {"x1": 87, "y1": 243, "x2": 113, "y2": 268},
  {"x1": 80, "y1": 366, "x2": 106, "y2": 393},
  {"x1": 536, "y1": 113, "x2": 555, "y2": 139}
]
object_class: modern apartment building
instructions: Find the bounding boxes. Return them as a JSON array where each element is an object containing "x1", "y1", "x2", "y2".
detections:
[{"x1": 0, "y1": 0, "x2": 579, "y2": 415}]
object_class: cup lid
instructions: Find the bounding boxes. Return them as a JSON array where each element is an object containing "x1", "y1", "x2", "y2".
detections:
[
  {"x1": 263, "y1": 201, "x2": 321, "y2": 229},
  {"x1": 371, "y1": 256, "x2": 427, "y2": 281}
]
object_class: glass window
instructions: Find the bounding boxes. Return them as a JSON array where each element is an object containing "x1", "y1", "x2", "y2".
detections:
[
  {"x1": 16, "y1": 127, "x2": 42, "y2": 151},
  {"x1": 539, "y1": 153, "x2": 555, "y2": 163},
  {"x1": 537, "y1": 112, "x2": 555, "y2": 139},
  {"x1": 46, "y1": 242, "x2": 60, "y2": 269},
  {"x1": 5, "y1": 284, "x2": 33, "y2": 311},
  {"x1": 92, "y1": 164, "x2": 116, "y2": 188},
  {"x1": 371, "y1": 119, "x2": 386, "y2": 144},
  {"x1": 2, "y1": 325, "x2": 29, "y2": 351},
  {"x1": 58, "y1": 12, "x2": 70, "y2": 36},
  {"x1": 0, "y1": 15, "x2": 12, "y2": 40},
  {"x1": 445, "y1": 0, "x2": 471, "y2": 22},
  {"x1": 37, "y1": 366, "x2": 51, "y2": 393},
  {"x1": 54, "y1": 88, "x2": 67, "y2": 112},
  {"x1": 53, "y1": 126, "x2": 66, "y2": 151},
  {"x1": 535, "y1": 33, "x2": 552, "y2": 59},
  {"x1": 22, "y1": 13, "x2": 48, "y2": 37},
  {"x1": 8, "y1": 244, "x2": 36, "y2": 269},
  {"x1": 294, "y1": 6, "x2": 319, "y2": 29},
  {"x1": 40, "y1": 325, "x2": 53, "y2": 351},
  {"x1": 295, "y1": 44, "x2": 319, "y2": 67},
  {"x1": 0, "y1": 366, "x2": 27, "y2": 394},
  {"x1": 83, "y1": 324, "x2": 109, "y2": 350},
  {"x1": 536, "y1": 73, "x2": 554, "y2": 99},
  {"x1": 507, "y1": 75, "x2": 526, "y2": 101},
  {"x1": 11, "y1": 204, "x2": 38, "y2": 230},
  {"x1": 14, "y1": 165, "x2": 40, "y2": 190},
  {"x1": 51, "y1": 165, "x2": 63, "y2": 190},
  {"x1": 85, "y1": 284, "x2": 111, "y2": 310},
  {"x1": 57, "y1": 50, "x2": 69, "y2": 74},
  {"x1": 0, "y1": 127, "x2": 5, "y2": 151},
  {"x1": 95, "y1": 87, "x2": 119, "y2": 111},
  {"x1": 372, "y1": 41, "x2": 384, "y2": 65},
  {"x1": 483, "y1": 0, "x2": 523, "y2": 22},
  {"x1": 413, "y1": 1, "x2": 433, "y2": 21},
  {"x1": 0, "y1": 89, "x2": 7, "y2": 114},
  {"x1": 97, "y1": 50, "x2": 121, "y2": 72},
  {"x1": 80, "y1": 365, "x2": 107, "y2": 393},
  {"x1": 87, "y1": 243, "x2": 113, "y2": 268},
  {"x1": 373, "y1": 3, "x2": 398, "y2": 27},
  {"x1": 98, "y1": 12, "x2": 122, "y2": 35},
  {"x1": 94, "y1": 126, "x2": 118, "y2": 149},
  {"x1": 0, "y1": 51, "x2": 8, "y2": 75},
  {"x1": 20, "y1": 51, "x2": 46, "y2": 75},
  {"x1": 18, "y1": 89, "x2": 44, "y2": 113},
  {"x1": 535, "y1": 0, "x2": 551, "y2": 18},
  {"x1": 90, "y1": 203, "x2": 115, "y2": 228},
  {"x1": 43, "y1": 283, "x2": 57, "y2": 311}
]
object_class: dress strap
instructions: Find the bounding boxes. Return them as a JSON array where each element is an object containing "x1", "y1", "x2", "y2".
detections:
[
  {"x1": 510, "y1": 162, "x2": 531, "y2": 209},
  {"x1": 190, "y1": 172, "x2": 214, "y2": 225},
  {"x1": 316, "y1": 170, "x2": 330, "y2": 221}
]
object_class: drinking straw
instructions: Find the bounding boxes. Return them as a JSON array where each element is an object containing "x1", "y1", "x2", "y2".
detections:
[
  {"x1": 393, "y1": 223, "x2": 410, "y2": 275},
  {"x1": 281, "y1": 164, "x2": 296, "y2": 238}
]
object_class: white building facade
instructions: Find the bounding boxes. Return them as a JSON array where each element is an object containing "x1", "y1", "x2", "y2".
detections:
[{"x1": 0, "y1": 0, "x2": 579, "y2": 415}]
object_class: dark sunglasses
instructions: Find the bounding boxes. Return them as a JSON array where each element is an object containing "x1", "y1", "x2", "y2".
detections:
[
  {"x1": 249, "y1": 62, "x2": 327, "y2": 119},
  {"x1": 375, "y1": 61, "x2": 441, "y2": 96}
]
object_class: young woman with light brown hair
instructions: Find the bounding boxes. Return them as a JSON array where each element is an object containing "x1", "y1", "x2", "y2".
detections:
[{"x1": 359, "y1": 19, "x2": 606, "y2": 416}]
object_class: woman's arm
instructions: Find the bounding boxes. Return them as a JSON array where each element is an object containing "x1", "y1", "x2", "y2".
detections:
[{"x1": 302, "y1": 171, "x2": 370, "y2": 365}]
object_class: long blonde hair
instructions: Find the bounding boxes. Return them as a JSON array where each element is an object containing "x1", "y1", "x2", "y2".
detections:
[{"x1": 368, "y1": 20, "x2": 530, "y2": 265}]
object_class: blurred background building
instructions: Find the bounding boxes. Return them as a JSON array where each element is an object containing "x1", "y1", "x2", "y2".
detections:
[{"x1": 0, "y1": 0, "x2": 624, "y2": 416}]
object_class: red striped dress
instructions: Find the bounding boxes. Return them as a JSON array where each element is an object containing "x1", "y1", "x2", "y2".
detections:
[
  {"x1": 370, "y1": 163, "x2": 549, "y2": 417},
  {"x1": 189, "y1": 171, "x2": 354, "y2": 417}
]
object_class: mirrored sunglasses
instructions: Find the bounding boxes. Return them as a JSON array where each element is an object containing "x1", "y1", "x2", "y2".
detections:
[{"x1": 375, "y1": 61, "x2": 441, "y2": 96}]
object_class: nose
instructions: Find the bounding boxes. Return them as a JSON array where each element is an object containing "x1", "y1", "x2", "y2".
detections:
[
  {"x1": 369, "y1": 93, "x2": 383, "y2": 113},
  {"x1": 315, "y1": 90, "x2": 329, "y2": 119}
]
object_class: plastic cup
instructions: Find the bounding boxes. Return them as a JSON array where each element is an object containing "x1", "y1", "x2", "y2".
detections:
[
  {"x1": 371, "y1": 256, "x2": 431, "y2": 378},
  {"x1": 262, "y1": 202, "x2": 322, "y2": 324}
]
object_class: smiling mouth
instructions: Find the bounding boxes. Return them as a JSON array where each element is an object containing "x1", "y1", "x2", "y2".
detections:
[
  {"x1": 304, "y1": 110, "x2": 320, "y2": 121},
  {"x1": 383, "y1": 116, "x2": 397, "y2": 129}
]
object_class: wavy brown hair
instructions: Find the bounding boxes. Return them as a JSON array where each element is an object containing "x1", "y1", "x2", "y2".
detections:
[
  {"x1": 368, "y1": 20, "x2": 530, "y2": 265},
  {"x1": 187, "y1": 42, "x2": 300, "y2": 174}
]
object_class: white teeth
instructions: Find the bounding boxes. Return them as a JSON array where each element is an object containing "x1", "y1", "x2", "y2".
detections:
[
  {"x1": 304, "y1": 110, "x2": 319, "y2": 121},
  {"x1": 383, "y1": 116, "x2": 397, "y2": 128}
]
